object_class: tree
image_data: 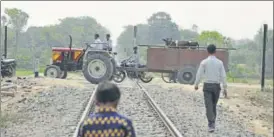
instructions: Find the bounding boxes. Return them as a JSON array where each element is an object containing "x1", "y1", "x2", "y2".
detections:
[
  {"x1": 1, "y1": 15, "x2": 8, "y2": 27},
  {"x1": 198, "y1": 30, "x2": 224, "y2": 47},
  {"x1": 1, "y1": 13, "x2": 110, "y2": 70},
  {"x1": 253, "y1": 28, "x2": 273, "y2": 77},
  {"x1": 117, "y1": 12, "x2": 181, "y2": 62},
  {"x1": 1, "y1": 15, "x2": 8, "y2": 52},
  {"x1": 147, "y1": 11, "x2": 181, "y2": 44},
  {"x1": 191, "y1": 24, "x2": 198, "y2": 32},
  {"x1": 180, "y1": 29, "x2": 199, "y2": 41},
  {"x1": 222, "y1": 36, "x2": 234, "y2": 48},
  {"x1": 4, "y1": 8, "x2": 29, "y2": 57},
  {"x1": 116, "y1": 24, "x2": 149, "y2": 62}
]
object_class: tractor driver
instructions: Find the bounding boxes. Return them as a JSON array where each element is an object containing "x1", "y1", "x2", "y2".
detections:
[
  {"x1": 93, "y1": 34, "x2": 104, "y2": 50},
  {"x1": 105, "y1": 34, "x2": 113, "y2": 51}
]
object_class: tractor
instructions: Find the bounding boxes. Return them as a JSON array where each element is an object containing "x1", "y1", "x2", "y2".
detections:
[{"x1": 44, "y1": 35, "x2": 117, "y2": 84}]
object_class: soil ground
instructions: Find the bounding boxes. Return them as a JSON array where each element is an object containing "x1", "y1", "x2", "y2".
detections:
[
  {"x1": 1, "y1": 75, "x2": 273, "y2": 136},
  {"x1": 150, "y1": 78, "x2": 273, "y2": 137}
]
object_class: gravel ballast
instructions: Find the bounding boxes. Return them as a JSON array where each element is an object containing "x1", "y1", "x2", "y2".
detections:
[
  {"x1": 117, "y1": 86, "x2": 171, "y2": 137},
  {"x1": 2, "y1": 85, "x2": 95, "y2": 137},
  {"x1": 143, "y1": 84, "x2": 266, "y2": 137},
  {"x1": 2, "y1": 80, "x2": 172, "y2": 137}
]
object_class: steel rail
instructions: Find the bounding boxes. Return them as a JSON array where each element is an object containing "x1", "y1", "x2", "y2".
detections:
[
  {"x1": 73, "y1": 81, "x2": 183, "y2": 137},
  {"x1": 136, "y1": 82, "x2": 183, "y2": 137},
  {"x1": 72, "y1": 86, "x2": 98, "y2": 137}
]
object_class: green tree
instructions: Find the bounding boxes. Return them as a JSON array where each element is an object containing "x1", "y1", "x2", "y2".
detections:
[
  {"x1": 147, "y1": 11, "x2": 181, "y2": 44},
  {"x1": 4, "y1": 8, "x2": 29, "y2": 57},
  {"x1": 1, "y1": 14, "x2": 110, "y2": 70},
  {"x1": 253, "y1": 28, "x2": 273, "y2": 77},
  {"x1": 117, "y1": 12, "x2": 181, "y2": 62},
  {"x1": 180, "y1": 29, "x2": 199, "y2": 41},
  {"x1": 198, "y1": 30, "x2": 224, "y2": 47}
]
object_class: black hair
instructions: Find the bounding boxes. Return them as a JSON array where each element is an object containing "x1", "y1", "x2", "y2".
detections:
[
  {"x1": 207, "y1": 44, "x2": 216, "y2": 54},
  {"x1": 96, "y1": 81, "x2": 121, "y2": 103},
  {"x1": 133, "y1": 46, "x2": 138, "y2": 54},
  {"x1": 95, "y1": 34, "x2": 100, "y2": 38}
]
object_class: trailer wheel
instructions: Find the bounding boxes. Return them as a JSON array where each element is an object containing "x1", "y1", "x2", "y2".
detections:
[
  {"x1": 44, "y1": 65, "x2": 61, "y2": 78},
  {"x1": 138, "y1": 72, "x2": 153, "y2": 83},
  {"x1": 113, "y1": 70, "x2": 126, "y2": 83},
  {"x1": 161, "y1": 73, "x2": 171, "y2": 83},
  {"x1": 161, "y1": 72, "x2": 177, "y2": 83},
  {"x1": 177, "y1": 66, "x2": 196, "y2": 85},
  {"x1": 59, "y1": 71, "x2": 67, "y2": 79},
  {"x1": 82, "y1": 54, "x2": 114, "y2": 84}
]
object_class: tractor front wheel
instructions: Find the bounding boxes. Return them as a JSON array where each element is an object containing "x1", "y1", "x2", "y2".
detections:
[
  {"x1": 44, "y1": 65, "x2": 61, "y2": 78},
  {"x1": 82, "y1": 54, "x2": 114, "y2": 84},
  {"x1": 59, "y1": 71, "x2": 68, "y2": 79}
]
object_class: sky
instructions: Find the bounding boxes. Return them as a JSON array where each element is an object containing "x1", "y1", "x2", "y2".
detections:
[{"x1": 1, "y1": 1, "x2": 273, "y2": 45}]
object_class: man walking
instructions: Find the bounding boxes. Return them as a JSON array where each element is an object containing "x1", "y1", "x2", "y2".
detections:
[
  {"x1": 194, "y1": 44, "x2": 227, "y2": 132},
  {"x1": 77, "y1": 81, "x2": 136, "y2": 137}
]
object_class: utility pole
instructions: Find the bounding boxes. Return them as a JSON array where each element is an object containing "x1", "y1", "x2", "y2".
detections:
[
  {"x1": 4, "y1": 26, "x2": 7, "y2": 58},
  {"x1": 261, "y1": 24, "x2": 268, "y2": 91}
]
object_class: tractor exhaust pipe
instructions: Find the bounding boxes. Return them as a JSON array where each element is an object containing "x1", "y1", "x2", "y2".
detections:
[
  {"x1": 64, "y1": 35, "x2": 72, "y2": 72},
  {"x1": 4, "y1": 26, "x2": 8, "y2": 58},
  {"x1": 68, "y1": 35, "x2": 72, "y2": 60}
]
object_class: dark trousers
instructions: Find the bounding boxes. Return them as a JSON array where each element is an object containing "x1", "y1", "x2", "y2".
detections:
[{"x1": 203, "y1": 83, "x2": 221, "y2": 123}]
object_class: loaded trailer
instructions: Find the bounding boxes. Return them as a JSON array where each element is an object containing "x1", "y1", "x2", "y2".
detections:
[
  {"x1": 114, "y1": 45, "x2": 233, "y2": 85},
  {"x1": 113, "y1": 24, "x2": 235, "y2": 85}
]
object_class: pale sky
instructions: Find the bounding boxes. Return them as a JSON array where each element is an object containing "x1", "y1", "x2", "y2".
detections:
[{"x1": 1, "y1": 1, "x2": 273, "y2": 45}]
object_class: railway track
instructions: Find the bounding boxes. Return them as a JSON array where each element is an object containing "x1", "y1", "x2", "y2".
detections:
[{"x1": 73, "y1": 80, "x2": 183, "y2": 137}]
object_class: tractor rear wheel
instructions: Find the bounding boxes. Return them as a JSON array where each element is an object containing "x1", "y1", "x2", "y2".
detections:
[
  {"x1": 44, "y1": 65, "x2": 61, "y2": 78},
  {"x1": 82, "y1": 54, "x2": 114, "y2": 84},
  {"x1": 177, "y1": 66, "x2": 196, "y2": 85}
]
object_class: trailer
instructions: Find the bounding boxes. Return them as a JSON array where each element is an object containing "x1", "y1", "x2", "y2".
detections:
[
  {"x1": 146, "y1": 45, "x2": 232, "y2": 84},
  {"x1": 114, "y1": 44, "x2": 233, "y2": 85},
  {"x1": 113, "y1": 26, "x2": 235, "y2": 85}
]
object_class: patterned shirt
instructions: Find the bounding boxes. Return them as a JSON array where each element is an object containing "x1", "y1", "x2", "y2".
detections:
[{"x1": 77, "y1": 107, "x2": 136, "y2": 137}]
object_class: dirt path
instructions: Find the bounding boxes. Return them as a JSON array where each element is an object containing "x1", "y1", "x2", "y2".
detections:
[{"x1": 149, "y1": 78, "x2": 273, "y2": 137}]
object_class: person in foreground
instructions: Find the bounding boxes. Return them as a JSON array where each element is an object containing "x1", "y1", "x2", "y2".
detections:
[
  {"x1": 77, "y1": 81, "x2": 136, "y2": 137},
  {"x1": 194, "y1": 44, "x2": 228, "y2": 133}
]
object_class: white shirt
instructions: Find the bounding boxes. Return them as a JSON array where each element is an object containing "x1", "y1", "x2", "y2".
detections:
[
  {"x1": 106, "y1": 39, "x2": 113, "y2": 49},
  {"x1": 93, "y1": 38, "x2": 103, "y2": 50},
  {"x1": 194, "y1": 55, "x2": 227, "y2": 89}
]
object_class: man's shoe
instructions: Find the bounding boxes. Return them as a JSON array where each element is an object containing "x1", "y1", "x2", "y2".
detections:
[
  {"x1": 208, "y1": 126, "x2": 215, "y2": 132},
  {"x1": 208, "y1": 122, "x2": 215, "y2": 133}
]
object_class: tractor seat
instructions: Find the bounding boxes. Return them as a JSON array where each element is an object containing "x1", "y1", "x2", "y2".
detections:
[{"x1": 2, "y1": 59, "x2": 15, "y2": 63}]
